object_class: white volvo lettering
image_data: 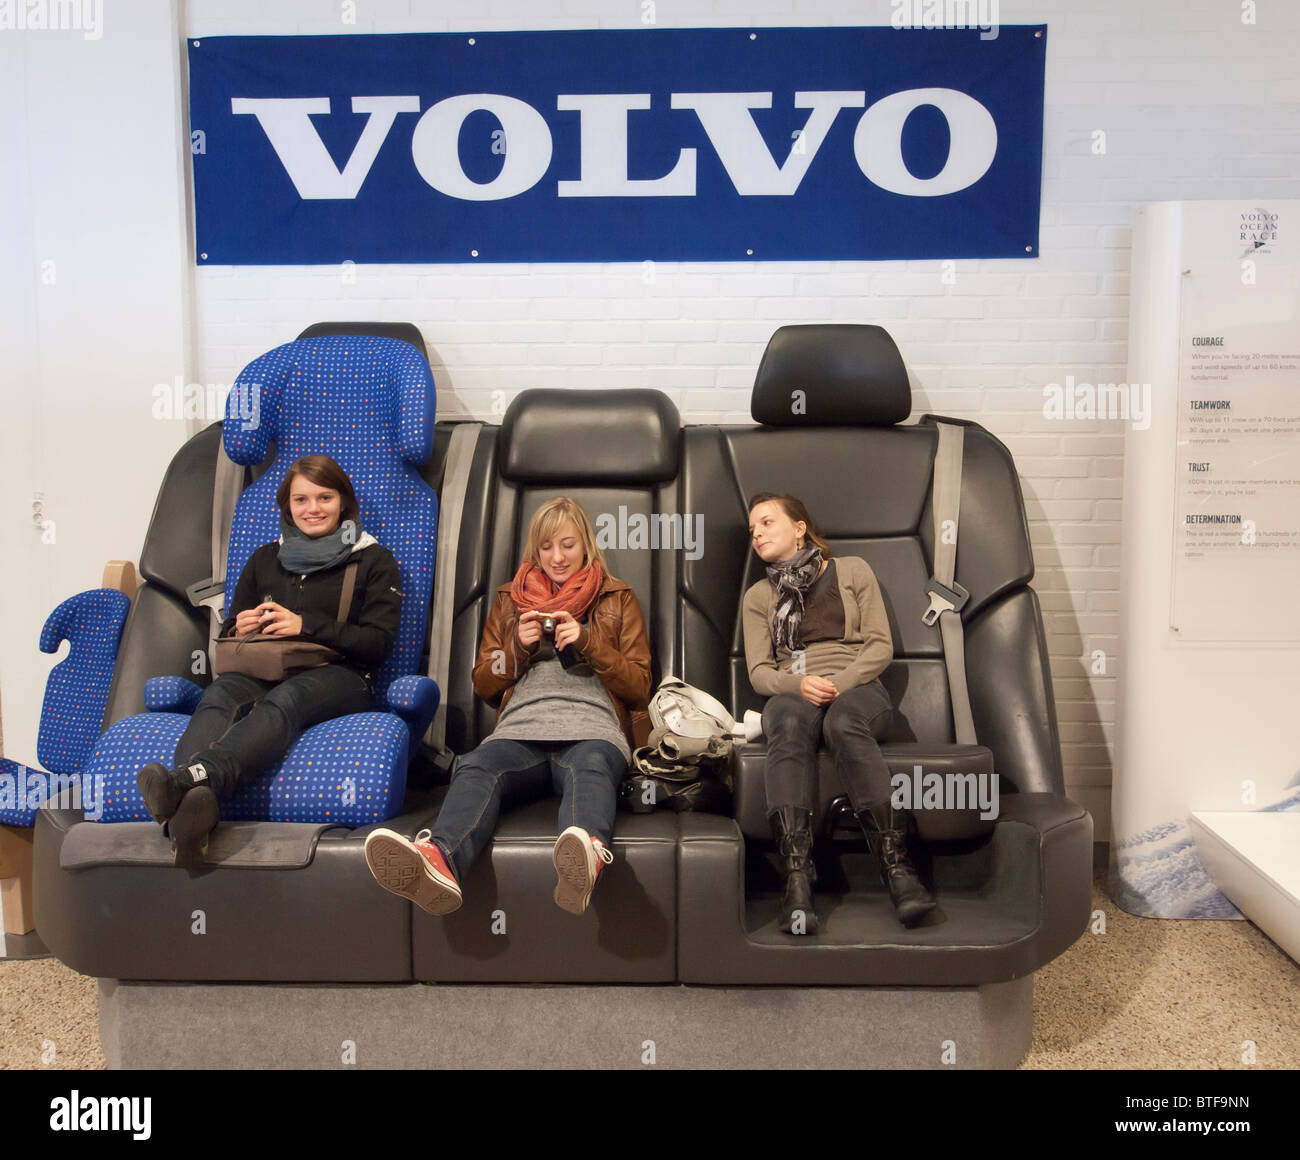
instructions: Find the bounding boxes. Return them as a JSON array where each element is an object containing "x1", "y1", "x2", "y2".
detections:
[
  {"x1": 556, "y1": 94, "x2": 696, "y2": 197},
  {"x1": 853, "y1": 87, "x2": 997, "y2": 195},
  {"x1": 410, "y1": 94, "x2": 554, "y2": 200},
  {"x1": 235, "y1": 90, "x2": 1000, "y2": 202},
  {"x1": 230, "y1": 96, "x2": 420, "y2": 198},
  {"x1": 669, "y1": 91, "x2": 866, "y2": 195}
]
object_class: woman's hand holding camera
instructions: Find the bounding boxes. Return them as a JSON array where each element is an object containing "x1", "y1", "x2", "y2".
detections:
[
  {"x1": 549, "y1": 611, "x2": 580, "y2": 650},
  {"x1": 237, "y1": 601, "x2": 303, "y2": 637},
  {"x1": 518, "y1": 610, "x2": 580, "y2": 651},
  {"x1": 517, "y1": 611, "x2": 544, "y2": 648}
]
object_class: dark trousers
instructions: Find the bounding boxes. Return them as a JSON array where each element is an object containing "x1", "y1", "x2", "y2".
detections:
[
  {"x1": 427, "y1": 737, "x2": 627, "y2": 880},
  {"x1": 174, "y1": 665, "x2": 374, "y2": 798},
  {"x1": 761, "y1": 679, "x2": 894, "y2": 815}
]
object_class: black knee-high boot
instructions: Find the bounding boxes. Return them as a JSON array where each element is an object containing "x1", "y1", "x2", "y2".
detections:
[
  {"x1": 856, "y1": 802, "x2": 936, "y2": 927},
  {"x1": 769, "y1": 806, "x2": 820, "y2": 935}
]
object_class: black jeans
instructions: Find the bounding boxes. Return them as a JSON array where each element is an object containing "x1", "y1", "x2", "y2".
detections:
[
  {"x1": 761, "y1": 679, "x2": 894, "y2": 815},
  {"x1": 174, "y1": 665, "x2": 374, "y2": 799},
  {"x1": 427, "y1": 738, "x2": 627, "y2": 880}
]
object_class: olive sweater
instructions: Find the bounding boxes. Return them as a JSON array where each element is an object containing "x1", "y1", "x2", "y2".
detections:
[{"x1": 741, "y1": 555, "x2": 893, "y2": 696}]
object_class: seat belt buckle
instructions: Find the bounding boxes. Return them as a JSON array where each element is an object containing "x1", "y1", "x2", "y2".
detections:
[
  {"x1": 185, "y1": 578, "x2": 226, "y2": 612},
  {"x1": 922, "y1": 578, "x2": 970, "y2": 627}
]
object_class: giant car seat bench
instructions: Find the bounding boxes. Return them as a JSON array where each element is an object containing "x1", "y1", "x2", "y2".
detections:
[
  {"x1": 31, "y1": 323, "x2": 1092, "y2": 1068},
  {"x1": 675, "y1": 325, "x2": 1091, "y2": 984}
]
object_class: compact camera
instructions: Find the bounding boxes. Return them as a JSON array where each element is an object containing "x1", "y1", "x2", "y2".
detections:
[{"x1": 536, "y1": 611, "x2": 583, "y2": 671}]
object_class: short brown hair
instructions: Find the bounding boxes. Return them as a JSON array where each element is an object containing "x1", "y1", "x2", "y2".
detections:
[
  {"x1": 523, "y1": 497, "x2": 609, "y2": 574},
  {"x1": 276, "y1": 455, "x2": 361, "y2": 526},
  {"x1": 747, "y1": 492, "x2": 833, "y2": 558}
]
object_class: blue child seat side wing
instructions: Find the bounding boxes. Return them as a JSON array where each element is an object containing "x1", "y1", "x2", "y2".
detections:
[{"x1": 0, "y1": 589, "x2": 130, "y2": 827}]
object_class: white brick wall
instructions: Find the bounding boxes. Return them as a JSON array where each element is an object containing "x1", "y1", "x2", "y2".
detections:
[{"x1": 184, "y1": 0, "x2": 1300, "y2": 837}]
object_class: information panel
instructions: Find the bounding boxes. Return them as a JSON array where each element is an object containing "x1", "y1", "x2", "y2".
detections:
[{"x1": 1172, "y1": 206, "x2": 1300, "y2": 640}]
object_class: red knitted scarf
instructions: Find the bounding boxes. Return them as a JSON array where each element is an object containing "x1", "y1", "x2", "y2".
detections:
[{"x1": 510, "y1": 561, "x2": 604, "y2": 620}]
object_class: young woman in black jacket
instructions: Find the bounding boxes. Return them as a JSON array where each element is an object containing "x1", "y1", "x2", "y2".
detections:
[{"x1": 136, "y1": 454, "x2": 402, "y2": 862}]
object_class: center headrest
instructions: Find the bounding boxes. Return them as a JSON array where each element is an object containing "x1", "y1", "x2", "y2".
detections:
[
  {"x1": 751, "y1": 324, "x2": 911, "y2": 427},
  {"x1": 500, "y1": 389, "x2": 681, "y2": 483}
]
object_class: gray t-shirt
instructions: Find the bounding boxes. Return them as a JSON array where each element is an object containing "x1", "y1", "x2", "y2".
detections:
[{"x1": 490, "y1": 644, "x2": 631, "y2": 763}]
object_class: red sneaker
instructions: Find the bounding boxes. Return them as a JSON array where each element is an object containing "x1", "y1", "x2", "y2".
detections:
[
  {"x1": 552, "y1": 826, "x2": 614, "y2": 915},
  {"x1": 365, "y1": 828, "x2": 462, "y2": 916}
]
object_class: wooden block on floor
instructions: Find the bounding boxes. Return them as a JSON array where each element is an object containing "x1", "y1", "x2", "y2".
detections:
[{"x1": 0, "y1": 824, "x2": 36, "y2": 935}]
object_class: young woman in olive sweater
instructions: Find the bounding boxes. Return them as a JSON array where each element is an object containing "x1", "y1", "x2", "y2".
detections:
[{"x1": 743, "y1": 492, "x2": 936, "y2": 931}]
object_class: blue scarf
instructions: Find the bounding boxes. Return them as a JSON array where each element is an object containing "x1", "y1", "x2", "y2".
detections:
[{"x1": 277, "y1": 517, "x2": 360, "y2": 574}]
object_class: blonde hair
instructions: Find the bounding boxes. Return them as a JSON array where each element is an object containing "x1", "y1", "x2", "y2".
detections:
[{"x1": 523, "y1": 497, "x2": 609, "y2": 574}]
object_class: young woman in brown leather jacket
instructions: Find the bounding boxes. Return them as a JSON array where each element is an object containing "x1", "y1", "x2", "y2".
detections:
[{"x1": 365, "y1": 497, "x2": 652, "y2": 917}]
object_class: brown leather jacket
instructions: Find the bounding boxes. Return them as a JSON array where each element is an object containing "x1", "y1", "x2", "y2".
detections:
[{"x1": 472, "y1": 573, "x2": 653, "y2": 749}]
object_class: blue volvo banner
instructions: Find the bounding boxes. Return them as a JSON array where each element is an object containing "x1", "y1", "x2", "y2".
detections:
[{"x1": 188, "y1": 26, "x2": 1045, "y2": 264}]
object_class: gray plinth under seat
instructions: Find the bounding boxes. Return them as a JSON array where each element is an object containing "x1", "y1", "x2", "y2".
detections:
[{"x1": 98, "y1": 976, "x2": 1033, "y2": 1069}]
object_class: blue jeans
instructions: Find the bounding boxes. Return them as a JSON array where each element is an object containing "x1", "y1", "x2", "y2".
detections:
[
  {"x1": 427, "y1": 738, "x2": 627, "y2": 879},
  {"x1": 174, "y1": 665, "x2": 374, "y2": 799}
]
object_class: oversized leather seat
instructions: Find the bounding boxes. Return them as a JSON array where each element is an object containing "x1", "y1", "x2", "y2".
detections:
[
  {"x1": 374, "y1": 388, "x2": 683, "y2": 983},
  {"x1": 673, "y1": 324, "x2": 1092, "y2": 982}
]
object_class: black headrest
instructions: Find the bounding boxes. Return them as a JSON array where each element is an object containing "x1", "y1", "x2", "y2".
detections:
[
  {"x1": 751, "y1": 324, "x2": 911, "y2": 426},
  {"x1": 296, "y1": 320, "x2": 428, "y2": 362},
  {"x1": 500, "y1": 389, "x2": 681, "y2": 484}
]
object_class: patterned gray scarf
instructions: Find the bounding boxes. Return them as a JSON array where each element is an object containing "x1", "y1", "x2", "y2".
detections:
[
  {"x1": 278, "y1": 517, "x2": 360, "y2": 574},
  {"x1": 766, "y1": 545, "x2": 824, "y2": 651}
]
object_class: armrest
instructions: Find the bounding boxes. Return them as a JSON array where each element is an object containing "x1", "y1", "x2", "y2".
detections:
[
  {"x1": 386, "y1": 675, "x2": 441, "y2": 741},
  {"x1": 143, "y1": 676, "x2": 204, "y2": 713}
]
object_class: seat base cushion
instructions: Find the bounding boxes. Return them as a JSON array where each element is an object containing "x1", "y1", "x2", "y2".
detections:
[
  {"x1": 405, "y1": 797, "x2": 679, "y2": 983},
  {"x1": 678, "y1": 797, "x2": 1092, "y2": 984},
  {"x1": 85, "y1": 711, "x2": 409, "y2": 826}
]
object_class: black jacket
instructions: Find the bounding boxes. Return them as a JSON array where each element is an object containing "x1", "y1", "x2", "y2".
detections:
[{"x1": 220, "y1": 540, "x2": 404, "y2": 675}]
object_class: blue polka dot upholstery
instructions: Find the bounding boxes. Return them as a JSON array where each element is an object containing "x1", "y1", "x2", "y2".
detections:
[
  {"x1": 84, "y1": 711, "x2": 409, "y2": 825},
  {"x1": 0, "y1": 589, "x2": 129, "y2": 827},
  {"x1": 142, "y1": 676, "x2": 204, "y2": 714},
  {"x1": 83, "y1": 336, "x2": 439, "y2": 825}
]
